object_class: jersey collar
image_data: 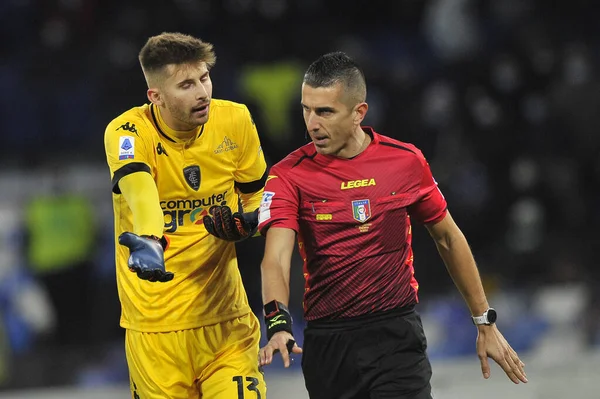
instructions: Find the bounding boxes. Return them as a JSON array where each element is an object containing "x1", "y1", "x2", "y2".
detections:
[{"x1": 150, "y1": 103, "x2": 204, "y2": 144}]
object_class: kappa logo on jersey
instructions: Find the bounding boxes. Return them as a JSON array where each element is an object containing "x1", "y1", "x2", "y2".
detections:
[
  {"x1": 118, "y1": 136, "x2": 135, "y2": 160},
  {"x1": 183, "y1": 165, "x2": 201, "y2": 191},
  {"x1": 157, "y1": 142, "x2": 168, "y2": 156},
  {"x1": 161, "y1": 192, "x2": 228, "y2": 233},
  {"x1": 352, "y1": 199, "x2": 371, "y2": 223},
  {"x1": 341, "y1": 178, "x2": 376, "y2": 190},
  {"x1": 116, "y1": 122, "x2": 138, "y2": 135},
  {"x1": 214, "y1": 136, "x2": 239, "y2": 154}
]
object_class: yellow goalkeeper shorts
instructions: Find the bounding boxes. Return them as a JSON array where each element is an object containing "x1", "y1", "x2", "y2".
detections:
[{"x1": 125, "y1": 312, "x2": 266, "y2": 398}]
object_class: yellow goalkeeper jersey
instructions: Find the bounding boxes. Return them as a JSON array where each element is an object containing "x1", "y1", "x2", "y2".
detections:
[{"x1": 104, "y1": 99, "x2": 267, "y2": 332}]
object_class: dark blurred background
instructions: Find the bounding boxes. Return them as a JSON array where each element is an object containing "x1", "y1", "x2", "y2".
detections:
[{"x1": 0, "y1": 0, "x2": 599, "y2": 396}]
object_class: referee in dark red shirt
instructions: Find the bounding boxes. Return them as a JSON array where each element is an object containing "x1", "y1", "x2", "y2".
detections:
[{"x1": 258, "y1": 52, "x2": 527, "y2": 399}]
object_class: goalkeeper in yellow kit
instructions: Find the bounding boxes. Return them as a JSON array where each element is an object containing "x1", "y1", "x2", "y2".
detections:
[{"x1": 103, "y1": 32, "x2": 267, "y2": 398}]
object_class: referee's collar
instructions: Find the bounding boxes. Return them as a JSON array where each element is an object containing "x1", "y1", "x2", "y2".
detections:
[{"x1": 362, "y1": 126, "x2": 378, "y2": 144}]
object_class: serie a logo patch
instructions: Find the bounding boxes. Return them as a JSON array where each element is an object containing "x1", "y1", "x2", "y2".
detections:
[{"x1": 118, "y1": 136, "x2": 135, "y2": 160}]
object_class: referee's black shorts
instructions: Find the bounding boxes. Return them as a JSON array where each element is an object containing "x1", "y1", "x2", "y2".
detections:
[{"x1": 301, "y1": 305, "x2": 433, "y2": 399}]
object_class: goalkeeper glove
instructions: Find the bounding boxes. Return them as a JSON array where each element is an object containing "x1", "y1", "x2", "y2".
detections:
[
  {"x1": 202, "y1": 206, "x2": 258, "y2": 242},
  {"x1": 264, "y1": 300, "x2": 296, "y2": 353},
  {"x1": 118, "y1": 232, "x2": 174, "y2": 283}
]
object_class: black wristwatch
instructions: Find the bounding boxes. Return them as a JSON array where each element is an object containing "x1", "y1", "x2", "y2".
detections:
[{"x1": 471, "y1": 308, "x2": 497, "y2": 325}]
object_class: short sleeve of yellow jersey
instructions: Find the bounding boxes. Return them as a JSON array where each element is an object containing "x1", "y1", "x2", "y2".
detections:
[
  {"x1": 104, "y1": 114, "x2": 154, "y2": 194},
  {"x1": 232, "y1": 105, "x2": 268, "y2": 194}
]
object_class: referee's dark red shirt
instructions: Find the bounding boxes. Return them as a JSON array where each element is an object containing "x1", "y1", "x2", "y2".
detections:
[{"x1": 258, "y1": 127, "x2": 447, "y2": 321}]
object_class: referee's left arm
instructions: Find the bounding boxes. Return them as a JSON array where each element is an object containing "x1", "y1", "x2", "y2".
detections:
[
  {"x1": 426, "y1": 212, "x2": 527, "y2": 384},
  {"x1": 261, "y1": 226, "x2": 295, "y2": 309},
  {"x1": 259, "y1": 226, "x2": 301, "y2": 367},
  {"x1": 425, "y1": 212, "x2": 488, "y2": 315}
]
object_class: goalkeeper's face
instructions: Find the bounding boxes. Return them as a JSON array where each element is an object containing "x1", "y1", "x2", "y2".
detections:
[
  {"x1": 301, "y1": 82, "x2": 367, "y2": 157},
  {"x1": 152, "y1": 61, "x2": 213, "y2": 131}
]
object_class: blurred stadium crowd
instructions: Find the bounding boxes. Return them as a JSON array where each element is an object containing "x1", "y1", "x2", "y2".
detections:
[{"x1": 0, "y1": 0, "x2": 599, "y2": 393}]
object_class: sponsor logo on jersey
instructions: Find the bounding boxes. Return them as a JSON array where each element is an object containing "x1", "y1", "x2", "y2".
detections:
[
  {"x1": 341, "y1": 178, "x2": 376, "y2": 190},
  {"x1": 161, "y1": 191, "x2": 228, "y2": 233},
  {"x1": 352, "y1": 199, "x2": 371, "y2": 223},
  {"x1": 118, "y1": 136, "x2": 135, "y2": 160},
  {"x1": 258, "y1": 191, "x2": 275, "y2": 224},
  {"x1": 214, "y1": 136, "x2": 239, "y2": 154},
  {"x1": 260, "y1": 191, "x2": 275, "y2": 208}
]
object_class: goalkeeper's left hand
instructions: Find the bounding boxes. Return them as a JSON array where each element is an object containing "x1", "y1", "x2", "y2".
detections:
[{"x1": 202, "y1": 205, "x2": 258, "y2": 242}]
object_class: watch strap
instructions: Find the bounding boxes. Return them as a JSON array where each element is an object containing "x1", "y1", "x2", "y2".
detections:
[
  {"x1": 472, "y1": 308, "x2": 495, "y2": 325},
  {"x1": 472, "y1": 314, "x2": 488, "y2": 325}
]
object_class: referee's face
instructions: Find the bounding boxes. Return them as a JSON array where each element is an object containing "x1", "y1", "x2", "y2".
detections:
[
  {"x1": 301, "y1": 82, "x2": 357, "y2": 157},
  {"x1": 156, "y1": 61, "x2": 213, "y2": 131}
]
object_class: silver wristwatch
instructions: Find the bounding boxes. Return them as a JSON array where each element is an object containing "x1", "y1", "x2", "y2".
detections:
[{"x1": 471, "y1": 308, "x2": 497, "y2": 325}]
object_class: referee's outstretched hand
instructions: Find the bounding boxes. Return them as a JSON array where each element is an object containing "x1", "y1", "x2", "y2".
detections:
[
  {"x1": 259, "y1": 331, "x2": 302, "y2": 368},
  {"x1": 476, "y1": 324, "x2": 527, "y2": 384}
]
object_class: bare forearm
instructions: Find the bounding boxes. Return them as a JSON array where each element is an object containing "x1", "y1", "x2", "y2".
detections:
[
  {"x1": 261, "y1": 260, "x2": 290, "y2": 305},
  {"x1": 435, "y1": 231, "x2": 489, "y2": 315},
  {"x1": 260, "y1": 227, "x2": 296, "y2": 306}
]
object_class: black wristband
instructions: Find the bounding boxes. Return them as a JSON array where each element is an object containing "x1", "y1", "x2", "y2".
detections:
[{"x1": 264, "y1": 300, "x2": 293, "y2": 341}]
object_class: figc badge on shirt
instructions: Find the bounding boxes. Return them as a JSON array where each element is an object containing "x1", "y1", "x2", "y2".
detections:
[{"x1": 352, "y1": 199, "x2": 371, "y2": 223}]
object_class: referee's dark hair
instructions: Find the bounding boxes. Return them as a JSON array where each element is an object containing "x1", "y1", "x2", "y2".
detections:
[{"x1": 303, "y1": 51, "x2": 367, "y2": 106}]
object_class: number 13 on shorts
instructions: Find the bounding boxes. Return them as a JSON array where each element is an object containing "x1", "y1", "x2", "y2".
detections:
[{"x1": 232, "y1": 375, "x2": 263, "y2": 399}]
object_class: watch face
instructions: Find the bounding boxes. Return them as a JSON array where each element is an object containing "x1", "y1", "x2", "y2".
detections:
[{"x1": 487, "y1": 308, "x2": 497, "y2": 324}]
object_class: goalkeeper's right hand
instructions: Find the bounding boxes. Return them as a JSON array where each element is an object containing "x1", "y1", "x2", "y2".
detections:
[{"x1": 118, "y1": 232, "x2": 174, "y2": 283}]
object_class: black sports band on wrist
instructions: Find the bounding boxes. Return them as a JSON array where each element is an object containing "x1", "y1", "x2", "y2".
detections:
[
  {"x1": 264, "y1": 300, "x2": 293, "y2": 341},
  {"x1": 264, "y1": 300, "x2": 295, "y2": 353}
]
